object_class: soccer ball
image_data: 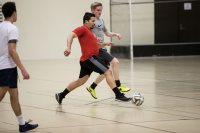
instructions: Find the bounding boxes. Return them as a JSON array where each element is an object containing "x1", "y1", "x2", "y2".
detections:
[{"x1": 132, "y1": 92, "x2": 144, "y2": 106}]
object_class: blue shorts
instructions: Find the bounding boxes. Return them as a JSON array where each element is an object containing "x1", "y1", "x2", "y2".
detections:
[{"x1": 0, "y1": 67, "x2": 18, "y2": 89}]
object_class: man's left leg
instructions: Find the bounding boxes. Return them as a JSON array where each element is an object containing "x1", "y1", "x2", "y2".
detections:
[
  {"x1": 110, "y1": 57, "x2": 131, "y2": 92},
  {"x1": 0, "y1": 87, "x2": 8, "y2": 102}
]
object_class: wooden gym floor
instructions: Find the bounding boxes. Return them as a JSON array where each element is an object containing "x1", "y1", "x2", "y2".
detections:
[{"x1": 0, "y1": 56, "x2": 200, "y2": 133}]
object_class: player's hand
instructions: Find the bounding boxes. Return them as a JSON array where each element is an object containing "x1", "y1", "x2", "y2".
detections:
[
  {"x1": 97, "y1": 37, "x2": 103, "y2": 43},
  {"x1": 64, "y1": 48, "x2": 71, "y2": 56},
  {"x1": 21, "y1": 69, "x2": 30, "y2": 80},
  {"x1": 105, "y1": 42, "x2": 114, "y2": 46},
  {"x1": 116, "y1": 34, "x2": 123, "y2": 40}
]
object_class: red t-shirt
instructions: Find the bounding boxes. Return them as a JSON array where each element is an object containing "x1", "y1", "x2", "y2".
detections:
[{"x1": 73, "y1": 26, "x2": 99, "y2": 61}]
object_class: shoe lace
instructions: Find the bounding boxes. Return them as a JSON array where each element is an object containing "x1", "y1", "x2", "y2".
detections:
[
  {"x1": 26, "y1": 119, "x2": 33, "y2": 124},
  {"x1": 120, "y1": 93, "x2": 125, "y2": 97},
  {"x1": 120, "y1": 93, "x2": 131, "y2": 99}
]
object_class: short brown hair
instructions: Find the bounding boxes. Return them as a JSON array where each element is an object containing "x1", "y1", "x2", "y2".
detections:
[{"x1": 90, "y1": 2, "x2": 102, "y2": 10}]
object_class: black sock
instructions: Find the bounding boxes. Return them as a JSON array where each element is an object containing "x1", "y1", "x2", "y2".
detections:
[
  {"x1": 91, "y1": 82, "x2": 97, "y2": 90},
  {"x1": 60, "y1": 88, "x2": 70, "y2": 98},
  {"x1": 115, "y1": 80, "x2": 121, "y2": 87},
  {"x1": 112, "y1": 87, "x2": 122, "y2": 97}
]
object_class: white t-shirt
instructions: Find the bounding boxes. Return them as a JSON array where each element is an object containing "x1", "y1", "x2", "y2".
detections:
[{"x1": 0, "y1": 21, "x2": 18, "y2": 70}]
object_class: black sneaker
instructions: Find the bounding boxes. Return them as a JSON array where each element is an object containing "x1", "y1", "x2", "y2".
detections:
[
  {"x1": 19, "y1": 121, "x2": 38, "y2": 132},
  {"x1": 55, "y1": 93, "x2": 64, "y2": 104},
  {"x1": 115, "y1": 93, "x2": 132, "y2": 102}
]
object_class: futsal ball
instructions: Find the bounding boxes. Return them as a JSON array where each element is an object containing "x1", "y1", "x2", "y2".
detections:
[{"x1": 132, "y1": 92, "x2": 144, "y2": 106}]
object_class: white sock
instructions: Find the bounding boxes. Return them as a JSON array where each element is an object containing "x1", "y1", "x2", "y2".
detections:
[{"x1": 17, "y1": 115, "x2": 26, "y2": 125}]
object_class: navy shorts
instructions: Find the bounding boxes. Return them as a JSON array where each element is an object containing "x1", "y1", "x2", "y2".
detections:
[
  {"x1": 0, "y1": 67, "x2": 18, "y2": 89},
  {"x1": 79, "y1": 55, "x2": 109, "y2": 78},
  {"x1": 98, "y1": 48, "x2": 114, "y2": 65}
]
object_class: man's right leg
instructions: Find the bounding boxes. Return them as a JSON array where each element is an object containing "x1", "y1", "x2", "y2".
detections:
[
  {"x1": 1, "y1": 87, "x2": 24, "y2": 125},
  {"x1": 8, "y1": 89, "x2": 22, "y2": 116},
  {"x1": 55, "y1": 75, "x2": 89, "y2": 104},
  {"x1": 103, "y1": 69, "x2": 131, "y2": 102},
  {"x1": 8, "y1": 88, "x2": 38, "y2": 132}
]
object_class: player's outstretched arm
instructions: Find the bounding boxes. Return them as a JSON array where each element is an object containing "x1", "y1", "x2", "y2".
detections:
[{"x1": 105, "y1": 31, "x2": 122, "y2": 40}]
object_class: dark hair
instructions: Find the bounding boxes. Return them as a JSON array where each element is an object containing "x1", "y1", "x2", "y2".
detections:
[
  {"x1": 2, "y1": 2, "x2": 16, "y2": 18},
  {"x1": 83, "y1": 12, "x2": 95, "y2": 24}
]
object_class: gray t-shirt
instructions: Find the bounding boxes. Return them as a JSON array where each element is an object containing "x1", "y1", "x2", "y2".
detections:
[{"x1": 92, "y1": 18, "x2": 107, "y2": 43}]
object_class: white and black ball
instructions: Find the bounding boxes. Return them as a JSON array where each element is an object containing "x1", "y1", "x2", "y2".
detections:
[{"x1": 132, "y1": 92, "x2": 144, "y2": 106}]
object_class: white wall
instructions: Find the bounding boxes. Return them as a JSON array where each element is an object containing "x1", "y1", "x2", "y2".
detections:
[
  {"x1": 1, "y1": 0, "x2": 156, "y2": 59},
  {"x1": 132, "y1": 2, "x2": 154, "y2": 45},
  {"x1": 2, "y1": 0, "x2": 110, "y2": 60},
  {"x1": 111, "y1": 0, "x2": 154, "y2": 45}
]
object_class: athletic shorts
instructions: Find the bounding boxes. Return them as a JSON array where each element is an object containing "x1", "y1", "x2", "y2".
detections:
[
  {"x1": 98, "y1": 48, "x2": 114, "y2": 65},
  {"x1": 0, "y1": 67, "x2": 18, "y2": 89},
  {"x1": 79, "y1": 55, "x2": 109, "y2": 78}
]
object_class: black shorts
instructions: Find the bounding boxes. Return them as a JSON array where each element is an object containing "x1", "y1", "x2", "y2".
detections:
[
  {"x1": 0, "y1": 67, "x2": 18, "y2": 89},
  {"x1": 98, "y1": 48, "x2": 114, "y2": 65},
  {"x1": 79, "y1": 55, "x2": 109, "y2": 78}
]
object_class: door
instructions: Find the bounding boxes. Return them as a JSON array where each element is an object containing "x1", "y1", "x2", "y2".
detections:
[
  {"x1": 178, "y1": 1, "x2": 200, "y2": 42},
  {"x1": 155, "y1": 1, "x2": 179, "y2": 43},
  {"x1": 155, "y1": 0, "x2": 200, "y2": 43}
]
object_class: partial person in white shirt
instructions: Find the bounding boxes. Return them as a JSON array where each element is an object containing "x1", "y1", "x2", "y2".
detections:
[{"x1": 0, "y1": 2, "x2": 38, "y2": 132}]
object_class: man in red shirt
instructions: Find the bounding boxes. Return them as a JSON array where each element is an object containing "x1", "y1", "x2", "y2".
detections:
[{"x1": 55, "y1": 12, "x2": 131, "y2": 104}]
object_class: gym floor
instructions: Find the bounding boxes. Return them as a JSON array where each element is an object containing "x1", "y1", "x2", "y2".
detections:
[{"x1": 0, "y1": 56, "x2": 200, "y2": 133}]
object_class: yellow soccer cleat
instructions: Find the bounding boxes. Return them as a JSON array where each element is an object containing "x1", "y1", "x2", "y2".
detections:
[
  {"x1": 86, "y1": 86, "x2": 97, "y2": 99},
  {"x1": 118, "y1": 84, "x2": 131, "y2": 92}
]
